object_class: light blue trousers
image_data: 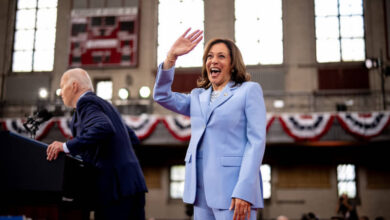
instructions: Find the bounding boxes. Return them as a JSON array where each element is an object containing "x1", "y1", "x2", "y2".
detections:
[{"x1": 194, "y1": 154, "x2": 257, "y2": 220}]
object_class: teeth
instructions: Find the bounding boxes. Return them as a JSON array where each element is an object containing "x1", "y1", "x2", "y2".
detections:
[{"x1": 210, "y1": 68, "x2": 221, "y2": 73}]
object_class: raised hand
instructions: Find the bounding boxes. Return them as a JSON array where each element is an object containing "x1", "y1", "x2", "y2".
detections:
[{"x1": 163, "y1": 28, "x2": 203, "y2": 69}]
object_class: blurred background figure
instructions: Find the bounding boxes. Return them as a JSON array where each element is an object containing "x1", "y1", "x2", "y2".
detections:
[
  {"x1": 302, "y1": 212, "x2": 319, "y2": 220},
  {"x1": 337, "y1": 194, "x2": 359, "y2": 220}
]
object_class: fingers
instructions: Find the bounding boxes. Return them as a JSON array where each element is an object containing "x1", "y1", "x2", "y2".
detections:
[
  {"x1": 189, "y1": 32, "x2": 203, "y2": 49},
  {"x1": 247, "y1": 205, "x2": 251, "y2": 220},
  {"x1": 47, "y1": 145, "x2": 56, "y2": 161},
  {"x1": 231, "y1": 198, "x2": 239, "y2": 220},
  {"x1": 229, "y1": 198, "x2": 235, "y2": 210},
  {"x1": 187, "y1": 30, "x2": 203, "y2": 52},
  {"x1": 233, "y1": 207, "x2": 246, "y2": 220},
  {"x1": 193, "y1": 33, "x2": 203, "y2": 44},
  {"x1": 47, "y1": 145, "x2": 53, "y2": 161},
  {"x1": 182, "y1": 28, "x2": 203, "y2": 43},
  {"x1": 187, "y1": 29, "x2": 203, "y2": 42},
  {"x1": 188, "y1": 38, "x2": 203, "y2": 52},
  {"x1": 181, "y1": 28, "x2": 191, "y2": 38},
  {"x1": 46, "y1": 144, "x2": 52, "y2": 160},
  {"x1": 46, "y1": 142, "x2": 61, "y2": 161},
  {"x1": 232, "y1": 198, "x2": 252, "y2": 220}
]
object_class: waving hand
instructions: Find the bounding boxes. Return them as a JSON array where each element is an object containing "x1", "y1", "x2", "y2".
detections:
[{"x1": 163, "y1": 28, "x2": 203, "y2": 69}]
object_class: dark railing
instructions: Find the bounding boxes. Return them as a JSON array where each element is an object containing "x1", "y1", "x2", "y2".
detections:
[{"x1": 263, "y1": 90, "x2": 390, "y2": 113}]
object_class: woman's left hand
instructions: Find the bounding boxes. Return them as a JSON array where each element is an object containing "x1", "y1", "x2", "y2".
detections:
[{"x1": 230, "y1": 197, "x2": 252, "y2": 220}]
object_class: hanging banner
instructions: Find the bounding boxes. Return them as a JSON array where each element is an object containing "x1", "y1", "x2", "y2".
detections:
[
  {"x1": 278, "y1": 113, "x2": 334, "y2": 141},
  {"x1": 2, "y1": 118, "x2": 55, "y2": 141},
  {"x1": 122, "y1": 114, "x2": 160, "y2": 140},
  {"x1": 266, "y1": 113, "x2": 275, "y2": 132},
  {"x1": 162, "y1": 114, "x2": 191, "y2": 141},
  {"x1": 1, "y1": 112, "x2": 390, "y2": 143},
  {"x1": 336, "y1": 111, "x2": 390, "y2": 140},
  {"x1": 57, "y1": 117, "x2": 73, "y2": 139}
]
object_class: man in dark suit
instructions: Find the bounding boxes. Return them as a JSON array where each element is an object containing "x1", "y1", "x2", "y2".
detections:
[{"x1": 47, "y1": 68, "x2": 148, "y2": 220}]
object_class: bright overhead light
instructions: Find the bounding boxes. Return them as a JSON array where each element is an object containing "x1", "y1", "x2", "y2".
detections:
[
  {"x1": 273, "y1": 100, "x2": 284, "y2": 108},
  {"x1": 118, "y1": 88, "x2": 129, "y2": 100},
  {"x1": 39, "y1": 88, "x2": 48, "y2": 99},
  {"x1": 139, "y1": 86, "x2": 151, "y2": 99},
  {"x1": 56, "y1": 89, "x2": 61, "y2": 96},
  {"x1": 365, "y1": 58, "x2": 379, "y2": 69}
]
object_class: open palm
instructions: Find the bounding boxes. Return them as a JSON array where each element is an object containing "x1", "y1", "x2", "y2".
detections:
[{"x1": 168, "y1": 28, "x2": 203, "y2": 58}]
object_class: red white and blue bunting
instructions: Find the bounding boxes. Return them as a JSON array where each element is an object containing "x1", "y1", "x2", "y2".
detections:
[
  {"x1": 266, "y1": 113, "x2": 276, "y2": 132},
  {"x1": 1, "y1": 118, "x2": 55, "y2": 140},
  {"x1": 57, "y1": 117, "x2": 73, "y2": 139},
  {"x1": 1, "y1": 112, "x2": 389, "y2": 142},
  {"x1": 336, "y1": 112, "x2": 390, "y2": 140},
  {"x1": 279, "y1": 113, "x2": 334, "y2": 141},
  {"x1": 161, "y1": 114, "x2": 191, "y2": 141},
  {"x1": 122, "y1": 114, "x2": 160, "y2": 140}
]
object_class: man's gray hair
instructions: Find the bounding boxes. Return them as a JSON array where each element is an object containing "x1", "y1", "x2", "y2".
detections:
[{"x1": 66, "y1": 68, "x2": 94, "y2": 92}]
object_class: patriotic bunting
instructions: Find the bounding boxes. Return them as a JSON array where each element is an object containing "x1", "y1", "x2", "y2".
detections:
[
  {"x1": 161, "y1": 114, "x2": 191, "y2": 141},
  {"x1": 1, "y1": 112, "x2": 389, "y2": 142},
  {"x1": 122, "y1": 114, "x2": 160, "y2": 140},
  {"x1": 266, "y1": 113, "x2": 275, "y2": 131},
  {"x1": 278, "y1": 113, "x2": 334, "y2": 141},
  {"x1": 336, "y1": 111, "x2": 390, "y2": 140},
  {"x1": 57, "y1": 117, "x2": 73, "y2": 139},
  {"x1": 1, "y1": 118, "x2": 55, "y2": 140}
]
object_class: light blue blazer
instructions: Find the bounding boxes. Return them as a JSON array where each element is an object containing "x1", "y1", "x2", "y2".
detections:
[{"x1": 153, "y1": 63, "x2": 266, "y2": 209}]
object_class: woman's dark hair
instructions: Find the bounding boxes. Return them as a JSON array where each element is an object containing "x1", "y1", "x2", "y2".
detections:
[{"x1": 197, "y1": 38, "x2": 251, "y2": 89}]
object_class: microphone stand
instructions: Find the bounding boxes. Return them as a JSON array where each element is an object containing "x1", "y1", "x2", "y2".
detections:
[{"x1": 23, "y1": 111, "x2": 51, "y2": 139}]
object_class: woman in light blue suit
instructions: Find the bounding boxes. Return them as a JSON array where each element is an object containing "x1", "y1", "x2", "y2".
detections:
[{"x1": 153, "y1": 28, "x2": 267, "y2": 220}]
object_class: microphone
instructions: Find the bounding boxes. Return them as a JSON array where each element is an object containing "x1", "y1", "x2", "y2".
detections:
[{"x1": 23, "y1": 109, "x2": 54, "y2": 137}]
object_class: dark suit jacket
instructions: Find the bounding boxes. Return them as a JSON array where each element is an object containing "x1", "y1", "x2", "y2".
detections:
[{"x1": 66, "y1": 92, "x2": 147, "y2": 204}]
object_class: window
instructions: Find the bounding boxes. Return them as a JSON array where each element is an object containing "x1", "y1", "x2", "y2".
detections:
[
  {"x1": 12, "y1": 0, "x2": 58, "y2": 72},
  {"x1": 315, "y1": 0, "x2": 365, "y2": 63},
  {"x1": 96, "y1": 80, "x2": 112, "y2": 100},
  {"x1": 235, "y1": 0, "x2": 283, "y2": 65},
  {"x1": 337, "y1": 164, "x2": 357, "y2": 198},
  {"x1": 261, "y1": 164, "x2": 271, "y2": 199},
  {"x1": 157, "y1": 0, "x2": 204, "y2": 67},
  {"x1": 170, "y1": 165, "x2": 185, "y2": 199}
]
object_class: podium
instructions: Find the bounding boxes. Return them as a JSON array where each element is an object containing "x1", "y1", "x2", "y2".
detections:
[{"x1": 0, "y1": 131, "x2": 97, "y2": 220}]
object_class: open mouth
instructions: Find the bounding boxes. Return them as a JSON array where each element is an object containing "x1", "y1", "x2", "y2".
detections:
[{"x1": 210, "y1": 67, "x2": 221, "y2": 76}]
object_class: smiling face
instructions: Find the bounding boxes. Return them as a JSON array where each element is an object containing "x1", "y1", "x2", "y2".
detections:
[{"x1": 206, "y1": 43, "x2": 232, "y2": 91}]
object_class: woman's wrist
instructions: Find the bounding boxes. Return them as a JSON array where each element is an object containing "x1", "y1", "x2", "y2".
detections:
[{"x1": 163, "y1": 53, "x2": 177, "y2": 70}]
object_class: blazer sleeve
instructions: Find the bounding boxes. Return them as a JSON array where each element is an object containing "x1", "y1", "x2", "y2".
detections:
[
  {"x1": 66, "y1": 99, "x2": 115, "y2": 155},
  {"x1": 153, "y1": 63, "x2": 191, "y2": 116},
  {"x1": 232, "y1": 83, "x2": 267, "y2": 204},
  {"x1": 126, "y1": 125, "x2": 140, "y2": 146}
]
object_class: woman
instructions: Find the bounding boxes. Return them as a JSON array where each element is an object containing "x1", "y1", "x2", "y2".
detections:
[{"x1": 153, "y1": 28, "x2": 266, "y2": 220}]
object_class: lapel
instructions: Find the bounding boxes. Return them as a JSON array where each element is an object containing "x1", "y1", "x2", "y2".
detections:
[
  {"x1": 199, "y1": 87, "x2": 212, "y2": 122},
  {"x1": 69, "y1": 92, "x2": 93, "y2": 136},
  {"x1": 70, "y1": 110, "x2": 78, "y2": 137},
  {"x1": 205, "y1": 81, "x2": 236, "y2": 124}
]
